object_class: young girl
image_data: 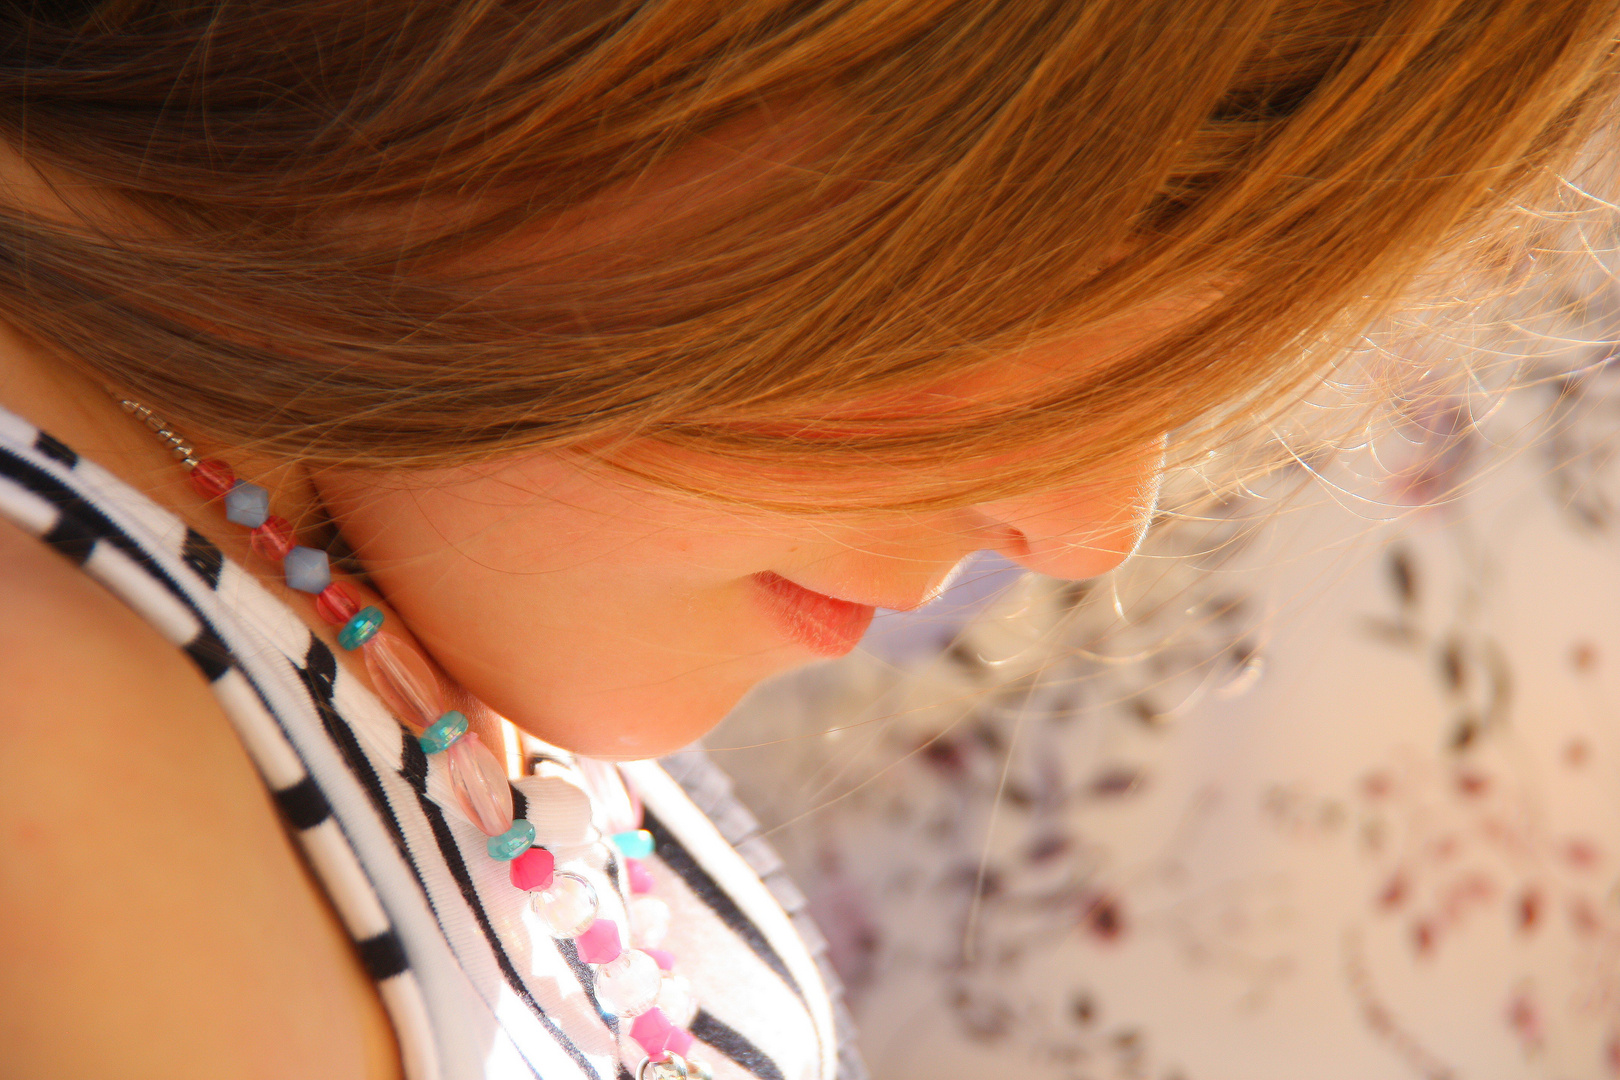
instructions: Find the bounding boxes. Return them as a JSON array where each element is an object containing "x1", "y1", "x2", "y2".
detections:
[{"x1": 1, "y1": 2, "x2": 1615, "y2": 1078}]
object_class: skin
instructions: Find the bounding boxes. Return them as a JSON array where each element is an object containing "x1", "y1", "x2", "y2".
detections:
[
  {"x1": 0, "y1": 328, "x2": 406, "y2": 1080},
  {"x1": 0, "y1": 126, "x2": 1171, "y2": 1075},
  {"x1": 0, "y1": 114, "x2": 1171, "y2": 762},
  {"x1": 314, "y1": 368, "x2": 1164, "y2": 759},
  {"x1": 0, "y1": 290, "x2": 1165, "y2": 1080},
  {"x1": 313, "y1": 116, "x2": 1174, "y2": 760}
]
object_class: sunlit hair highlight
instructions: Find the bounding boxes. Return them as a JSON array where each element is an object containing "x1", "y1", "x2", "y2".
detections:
[{"x1": 1, "y1": 0, "x2": 1618, "y2": 510}]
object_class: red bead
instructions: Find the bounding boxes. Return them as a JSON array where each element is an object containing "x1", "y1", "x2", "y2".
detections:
[
  {"x1": 509, "y1": 847, "x2": 556, "y2": 893},
  {"x1": 188, "y1": 458, "x2": 235, "y2": 499},
  {"x1": 314, "y1": 583, "x2": 359, "y2": 626},
  {"x1": 249, "y1": 515, "x2": 295, "y2": 560},
  {"x1": 643, "y1": 948, "x2": 675, "y2": 972}
]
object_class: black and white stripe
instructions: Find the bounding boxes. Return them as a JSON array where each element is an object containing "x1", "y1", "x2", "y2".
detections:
[
  {"x1": 0, "y1": 413, "x2": 450, "y2": 1080},
  {"x1": 658, "y1": 754, "x2": 868, "y2": 1080},
  {"x1": 0, "y1": 407, "x2": 855, "y2": 1080}
]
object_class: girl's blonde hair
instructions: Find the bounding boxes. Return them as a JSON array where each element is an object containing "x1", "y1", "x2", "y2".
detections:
[{"x1": 3, "y1": 0, "x2": 1619, "y2": 509}]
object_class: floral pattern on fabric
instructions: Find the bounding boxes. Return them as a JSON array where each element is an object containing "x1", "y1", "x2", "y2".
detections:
[{"x1": 711, "y1": 277, "x2": 1620, "y2": 1079}]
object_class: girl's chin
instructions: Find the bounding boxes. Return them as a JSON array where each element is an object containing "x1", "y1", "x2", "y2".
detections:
[
  {"x1": 506, "y1": 659, "x2": 788, "y2": 761},
  {"x1": 466, "y1": 595, "x2": 843, "y2": 760},
  {"x1": 523, "y1": 711, "x2": 728, "y2": 762}
]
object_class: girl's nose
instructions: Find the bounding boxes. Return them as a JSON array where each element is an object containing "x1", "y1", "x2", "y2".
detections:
[{"x1": 967, "y1": 443, "x2": 1165, "y2": 580}]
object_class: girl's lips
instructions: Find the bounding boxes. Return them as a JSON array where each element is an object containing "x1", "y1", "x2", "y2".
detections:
[{"x1": 751, "y1": 571, "x2": 875, "y2": 657}]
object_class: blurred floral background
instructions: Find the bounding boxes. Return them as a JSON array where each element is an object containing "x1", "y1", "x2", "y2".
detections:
[{"x1": 681, "y1": 217, "x2": 1620, "y2": 1080}]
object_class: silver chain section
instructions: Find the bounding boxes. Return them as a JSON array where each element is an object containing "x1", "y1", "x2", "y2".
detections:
[
  {"x1": 119, "y1": 399, "x2": 200, "y2": 469},
  {"x1": 636, "y1": 1052, "x2": 714, "y2": 1080}
]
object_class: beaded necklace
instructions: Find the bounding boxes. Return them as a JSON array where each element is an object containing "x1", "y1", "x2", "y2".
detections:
[{"x1": 119, "y1": 399, "x2": 714, "y2": 1080}]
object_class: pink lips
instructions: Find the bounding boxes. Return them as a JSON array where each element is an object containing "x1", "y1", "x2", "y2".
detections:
[{"x1": 751, "y1": 572, "x2": 875, "y2": 656}]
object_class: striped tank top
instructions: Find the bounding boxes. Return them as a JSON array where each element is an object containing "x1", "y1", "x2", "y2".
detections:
[{"x1": 0, "y1": 404, "x2": 863, "y2": 1080}]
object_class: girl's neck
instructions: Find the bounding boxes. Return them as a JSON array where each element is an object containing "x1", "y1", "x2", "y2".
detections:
[
  {"x1": 0, "y1": 318, "x2": 317, "y2": 530},
  {"x1": 0, "y1": 316, "x2": 511, "y2": 766}
]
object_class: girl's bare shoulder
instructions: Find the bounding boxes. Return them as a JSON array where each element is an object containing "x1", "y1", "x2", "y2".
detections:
[{"x1": 0, "y1": 518, "x2": 400, "y2": 1080}]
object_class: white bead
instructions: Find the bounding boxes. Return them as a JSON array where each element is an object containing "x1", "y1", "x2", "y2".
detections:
[
  {"x1": 593, "y1": 948, "x2": 661, "y2": 1018},
  {"x1": 629, "y1": 895, "x2": 671, "y2": 948},
  {"x1": 655, "y1": 973, "x2": 698, "y2": 1028},
  {"x1": 531, "y1": 872, "x2": 599, "y2": 938}
]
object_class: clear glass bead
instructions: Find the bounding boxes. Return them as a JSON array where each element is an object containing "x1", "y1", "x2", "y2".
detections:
[
  {"x1": 655, "y1": 973, "x2": 698, "y2": 1028},
  {"x1": 447, "y1": 731, "x2": 514, "y2": 836},
  {"x1": 593, "y1": 948, "x2": 661, "y2": 1018},
  {"x1": 362, "y1": 631, "x2": 444, "y2": 726},
  {"x1": 531, "y1": 872, "x2": 599, "y2": 938},
  {"x1": 629, "y1": 895, "x2": 671, "y2": 949}
]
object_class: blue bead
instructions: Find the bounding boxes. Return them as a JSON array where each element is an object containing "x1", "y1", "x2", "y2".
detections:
[
  {"x1": 283, "y1": 545, "x2": 332, "y2": 594},
  {"x1": 418, "y1": 711, "x2": 469, "y2": 754},
  {"x1": 224, "y1": 481, "x2": 270, "y2": 528},
  {"x1": 610, "y1": 829, "x2": 654, "y2": 860},
  {"x1": 488, "y1": 819, "x2": 536, "y2": 861},
  {"x1": 338, "y1": 606, "x2": 384, "y2": 650}
]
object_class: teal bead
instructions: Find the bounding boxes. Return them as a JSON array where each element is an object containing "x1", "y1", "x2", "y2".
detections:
[
  {"x1": 488, "y1": 819, "x2": 536, "y2": 861},
  {"x1": 610, "y1": 829, "x2": 655, "y2": 860},
  {"x1": 417, "y1": 711, "x2": 469, "y2": 754},
  {"x1": 338, "y1": 606, "x2": 385, "y2": 650}
]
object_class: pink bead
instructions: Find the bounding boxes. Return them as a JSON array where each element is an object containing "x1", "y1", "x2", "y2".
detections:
[
  {"x1": 447, "y1": 732, "x2": 514, "y2": 836},
  {"x1": 509, "y1": 847, "x2": 555, "y2": 892},
  {"x1": 626, "y1": 857, "x2": 655, "y2": 895},
  {"x1": 643, "y1": 948, "x2": 675, "y2": 972},
  {"x1": 631, "y1": 1008, "x2": 693, "y2": 1058},
  {"x1": 314, "y1": 583, "x2": 359, "y2": 626},
  {"x1": 249, "y1": 515, "x2": 296, "y2": 561},
  {"x1": 575, "y1": 918, "x2": 622, "y2": 965},
  {"x1": 362, "y1": 630, "x2": 444, "y2": 726},
  {"x1": 188, "y1": 458, "x2": 235, "y2": 499}
]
